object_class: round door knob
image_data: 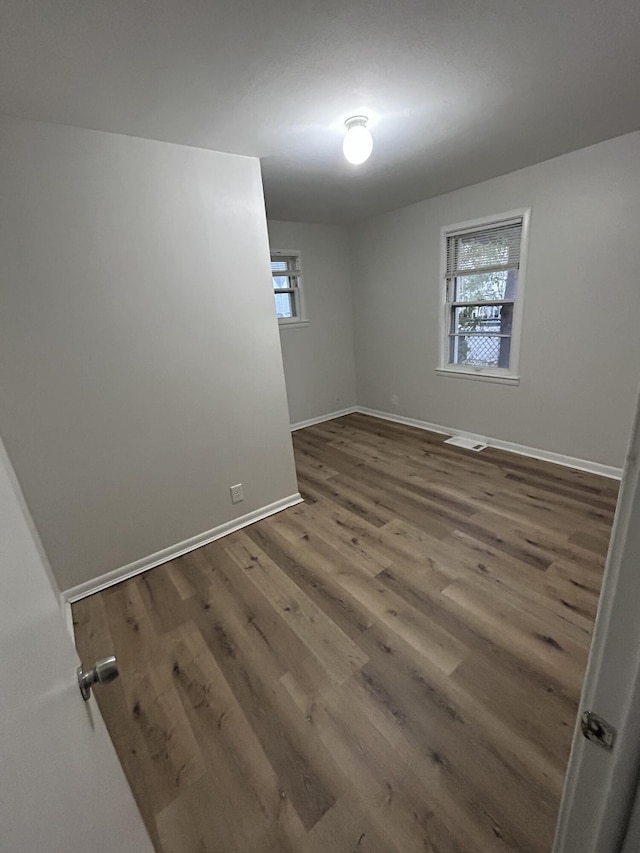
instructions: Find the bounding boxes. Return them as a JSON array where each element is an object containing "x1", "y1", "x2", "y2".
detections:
[{"x1": 77, "y1": 656, "x2": 119, "y2": 700}]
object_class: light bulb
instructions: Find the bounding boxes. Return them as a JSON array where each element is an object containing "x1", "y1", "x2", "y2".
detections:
[{"x1": 343, "y1": 116, "x2": 373, "y2": 165}]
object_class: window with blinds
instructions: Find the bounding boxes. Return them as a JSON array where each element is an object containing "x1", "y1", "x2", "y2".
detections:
[
  {"x1": 271, "y1": 252, "x2": 304, "y2": 324},
  {"x1": 440, "y1": 212, "x2": 529, "y2": 381}
]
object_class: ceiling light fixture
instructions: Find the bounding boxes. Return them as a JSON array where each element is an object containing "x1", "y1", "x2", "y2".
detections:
[{"x1": 343, "y1": 115, "x2": 373, "y2": 165}]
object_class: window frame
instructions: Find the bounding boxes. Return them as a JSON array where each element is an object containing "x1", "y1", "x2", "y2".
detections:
[
  {"x1": 437, "y1": 208, "x2": 531, "y2": 385},
  {"x1": 270, "y1": 249, "x2": 308, "y2": 328}
]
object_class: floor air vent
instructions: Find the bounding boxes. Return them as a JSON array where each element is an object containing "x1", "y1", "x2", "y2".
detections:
[{"x1": 444, "y1": 436, "x2": 488, "y2": 452}]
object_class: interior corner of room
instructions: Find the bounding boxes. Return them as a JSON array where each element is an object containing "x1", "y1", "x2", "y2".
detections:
[
  {"x1": 3, "y1": 123, "x2": 637, "y2": 598},
  {"x1": 275, "y1": 132, "x2": 640, "y2": 479}
]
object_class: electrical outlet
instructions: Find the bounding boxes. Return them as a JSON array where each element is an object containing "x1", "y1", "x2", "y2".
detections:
[
  {"x1": 391, "y1": 395, "x2": 399, "y2": 406},
  {"x1": 230, "y1": 483, "x2": 244, "y2": 504}
]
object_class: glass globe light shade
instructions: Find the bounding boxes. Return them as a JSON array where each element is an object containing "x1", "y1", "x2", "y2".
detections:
[{"x1": 343, "y1": 118, "x2": 373, "y2": 165}]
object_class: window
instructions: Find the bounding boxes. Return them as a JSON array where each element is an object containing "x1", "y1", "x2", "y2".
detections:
[
  {"x1": 271, "y1": 251, "x2": 306, "y2": 326},
  {"x1": 438, "y1": 210, "x2": 530, "y2": 384}
]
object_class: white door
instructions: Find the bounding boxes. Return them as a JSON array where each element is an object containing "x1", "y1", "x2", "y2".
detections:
[
  {"x1": 0, "y1": 437, "x2": 153, "y2": 853},
  {"x1": 553, "y1": 391, "x2": 640, "y2": 852}
]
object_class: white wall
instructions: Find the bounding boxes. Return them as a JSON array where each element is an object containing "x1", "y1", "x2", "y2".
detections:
[
  {"x1": 268, "y1": 220, "x2": 357, "y2": 426},
  {"x1": 350, "y1": 131, "x2": 640, "y2": 469},
  {"x1": 0, "y1": 116, "x2": 298, "y2": 592}
]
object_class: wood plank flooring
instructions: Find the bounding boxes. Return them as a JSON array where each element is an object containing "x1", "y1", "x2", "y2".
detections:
[{"x1": 72, "y1": 413, "x2": 619, "y2": 853}]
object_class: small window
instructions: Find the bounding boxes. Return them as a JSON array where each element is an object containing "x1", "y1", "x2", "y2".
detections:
[
  {"x1": 438, "y1": 210, "x2": 530, "y2": 384},
  {"x1": 271, "y1": 251, "x2": 305, "y2": 325}
]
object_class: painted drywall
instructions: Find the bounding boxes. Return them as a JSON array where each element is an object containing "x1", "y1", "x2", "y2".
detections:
[
  {"x1": 0, "y1": 116, "x2": 298, "y2": 591},
  {"x1": 268, "y1": 220, "x2": 357, "y2": 425},
  {"x1": 349, "y1": 131, "x2": 640, "y2": 469}
]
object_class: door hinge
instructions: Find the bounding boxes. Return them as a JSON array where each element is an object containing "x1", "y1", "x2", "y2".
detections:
[{"x1": 581, "y1": 709, "x2": 616, "y2": 751}]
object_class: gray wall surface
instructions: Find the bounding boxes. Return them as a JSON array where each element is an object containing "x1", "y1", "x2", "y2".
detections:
[
  {"x1": 349, "y1": 131, "x2": 640, "y2": 469},
  {"x1": 0, "y1": 116, "x2": 298, "y2": 591},
  {"x1": 268, "y1": 220, "x2": 357, "y2": 425}
]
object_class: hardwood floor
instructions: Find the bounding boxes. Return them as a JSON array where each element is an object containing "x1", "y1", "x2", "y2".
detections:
[{"x1": 72, "y1": 413, "x2": 619, "y2": 853}]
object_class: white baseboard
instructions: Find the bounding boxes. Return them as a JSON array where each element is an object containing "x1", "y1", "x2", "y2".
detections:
[
  {"x1": 356, "y1": 407, "x2": 451, "y2": 437},
  {"x1": 65, "y1": 406, "x2": 619, "y2": 604},
  {"x1": 64, "y1": 493, "x2": 303, "y2": 604},
  {"x1": 291, "y1": 406, "x2": 358, "y2": 432},
  {"x1": 355, "y1": 407, "x2": 623, "y2": 480}
]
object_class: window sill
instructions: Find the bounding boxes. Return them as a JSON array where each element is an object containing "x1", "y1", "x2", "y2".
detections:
[
  {"x1": 278, "y1": 320, "x2": 310, "y2": 330},
  {"x1": 435, "y1": 367, "x2": 520, "y2": 386}
]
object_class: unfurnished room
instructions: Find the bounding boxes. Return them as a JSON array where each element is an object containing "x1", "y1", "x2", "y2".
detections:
[{"x1": 2, "y1": 2, "x2": 640, "y2": 852}]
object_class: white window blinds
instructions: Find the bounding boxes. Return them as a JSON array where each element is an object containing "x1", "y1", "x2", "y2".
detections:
[
  {"x1": 446, "y1": 220, "x2": 523, "y2": 278},
  {"x1": 271, "y1": 255, "x2": 301, "y2": 279}
]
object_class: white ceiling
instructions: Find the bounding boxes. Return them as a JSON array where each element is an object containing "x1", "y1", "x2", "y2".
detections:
[{"x1": 2, "y1": 0, "x2": 639, "y2": 224}]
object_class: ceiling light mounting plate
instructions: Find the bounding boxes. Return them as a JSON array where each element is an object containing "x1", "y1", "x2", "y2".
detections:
[{"x1": 344, "y1": 115, "x2": 368, "y2": 131}]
